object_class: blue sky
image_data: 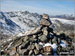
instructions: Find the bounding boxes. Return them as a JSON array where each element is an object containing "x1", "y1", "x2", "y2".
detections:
[{"x1": 1, "y1": 0, "x2": 74, "y2": 15}]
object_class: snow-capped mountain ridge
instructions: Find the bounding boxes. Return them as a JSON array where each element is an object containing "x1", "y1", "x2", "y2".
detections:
[
  {"x1": 0, "y1": 11, "x2": 75, "y2": 39},
  {"x1": 0, "y1": 12, "x2": 22, "y2": 34},
  {"x1": 0, "y1": 11, "x2": 41, "y2": 38}
]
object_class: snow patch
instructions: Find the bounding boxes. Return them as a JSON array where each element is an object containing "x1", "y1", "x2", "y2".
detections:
[
  {"x1": 43, "y1": 43, "x2": 57, "y2": 51},
  {"x1": 60, "y1": 40, "x2": 68, "y2": 48}
]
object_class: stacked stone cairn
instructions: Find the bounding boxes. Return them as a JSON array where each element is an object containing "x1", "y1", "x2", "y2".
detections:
[{"x1": 0, "y1": 14, "x2": 74, "y2": 56}]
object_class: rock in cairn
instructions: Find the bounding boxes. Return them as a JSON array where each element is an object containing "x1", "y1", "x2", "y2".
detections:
[{"x1": 40, "y1": 14, "x2": 52, "y2": 27}]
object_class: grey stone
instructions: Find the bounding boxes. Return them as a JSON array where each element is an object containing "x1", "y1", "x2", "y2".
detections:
[
  {"x1": 33, "y1": 35, "x2": 37, "y2": 39},
  {"x1": 34, "y1": 49, "x2": 39, "y2": 55},
  {"x1": 27, "y1": 44, "x2": 35, "y2": 50},
  {"x1": 9, "y1": 50, "x2": 16, "y2": 56},
  {"x1": 35, "y1": 43, "x2": 39, "y2": 50},
  {"x1": 18, "y1": 45, "x2": 28, "y2": 54},
  {"x1": 38, "y1": 35, "x2": 47, "y2": 42},
  {"x1": 42, "y1": 27, "x2": 48, "y2": 36},
  {"x1": 42, "y1": 14, "x2": 49, "y2": 20},
  {"x1": 52, "y1": 37, "x2": 57, "y2": 43},
  {"x1": 25, "y1": 26, "x2": 41, "y2": 35},
  {"x1": 28, "y1": 50, "x2": 33, "y2": 55},
  {"x1": 40, "y1": 19, "x2": 51, "y2": 26},
  {"x1": 23, "y1": 36, "x2": 29, "y2": 42}
]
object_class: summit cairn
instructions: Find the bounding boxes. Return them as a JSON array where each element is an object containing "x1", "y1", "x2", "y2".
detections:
[{"x1": 0, "y1": 14, "x2": 74, "y2": 56}]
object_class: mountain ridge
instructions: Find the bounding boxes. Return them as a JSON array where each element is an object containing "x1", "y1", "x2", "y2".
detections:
[{"x1": 0, "y1": 11, "x2": 74, "y2": 40}]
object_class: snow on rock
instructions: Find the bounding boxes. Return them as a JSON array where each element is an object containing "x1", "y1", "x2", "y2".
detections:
[
  {"x1": 51, "y1": 43, "x2": 58, "y2": 51},
  {"x1": 39, "y1": 42, "x2": 44, "y2": 46},
  {"x1": 17, "y1": 33, "x2": 24, "y2": 37},
  {"x1": 43, "y1": 43, "x2": 51, "y2": 47},
  {"x1": 60, "y1": 40, "x2": 68, "y2": 48},
  {"x1": 7, "y1": 39, "x2": 12, "y2": 41},
  {"x1": 43, "y1": 43, "x2": 57, "y2": 51},
  {"x1": 43, "y1": 41, "x2": 68, "y2": 52}
]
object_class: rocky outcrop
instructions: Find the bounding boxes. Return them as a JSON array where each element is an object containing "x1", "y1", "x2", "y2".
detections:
[{"x1": 0, "y1": 27, "x2": 74, "y2": 56}]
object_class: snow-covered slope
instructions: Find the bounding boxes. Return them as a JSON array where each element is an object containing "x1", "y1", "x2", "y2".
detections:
[
  {"x1": 50, "y1": 17, "x2": 75, "y2": 36},
  {"x1": 0, "y1": 12, "x2": 22, "y2": 35},
  {"x1": 0, "y1": 11, "x2": 41, "y2": 39},
  {"x1": 51, "y1": 18, "x2": 75, "y2": 25}
]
